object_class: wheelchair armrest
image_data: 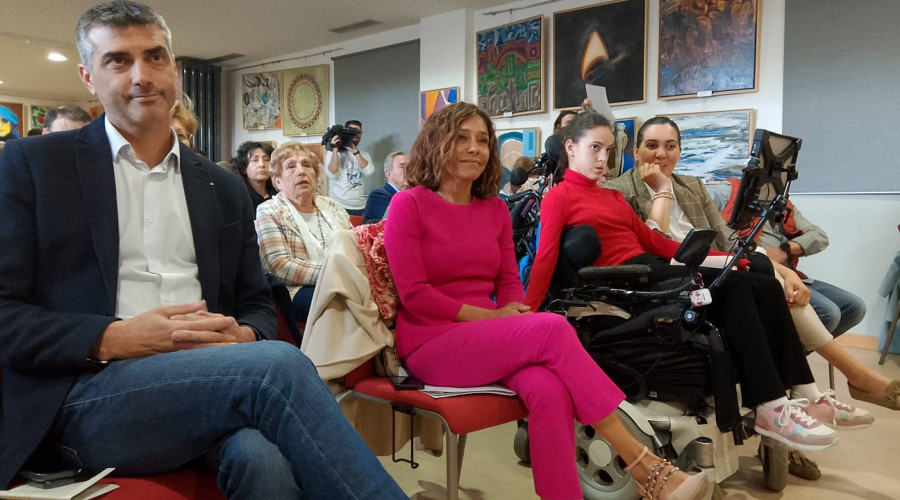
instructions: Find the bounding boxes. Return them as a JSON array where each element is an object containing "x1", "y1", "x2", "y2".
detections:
[{"x1": 576, "y1": 264, "x2": 652, "y2": 287}]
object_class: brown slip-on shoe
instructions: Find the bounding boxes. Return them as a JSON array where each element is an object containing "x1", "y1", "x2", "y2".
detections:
[{"x1": 848, "y1": 380, "x2": 900, "y2": 410}]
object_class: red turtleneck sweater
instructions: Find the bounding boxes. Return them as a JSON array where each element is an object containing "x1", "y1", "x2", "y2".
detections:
[{"x1": 524, "y1": 169, "x2": 726, "y2": 311}]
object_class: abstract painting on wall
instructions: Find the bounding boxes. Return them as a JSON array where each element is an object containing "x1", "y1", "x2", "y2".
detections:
[
  {"x1": 610, "y1": 117, "x2": 637, "y2": 179},
  {"x1": 496, "y1": 127, "x2": 541, "y2": 190},
  {"x1": 553, "y1": 0, "x2": 647, "y2": 109},
  {"x1": 242, "y1": 71, "x2": 282, "y2": 130},
  {"x1": 419, "y1": 87, "x2": 459, "y2": 127},
  {"x1": 477, "y1": 15, "x2": 544, "y2": 118},
  {"x1": 665, "y1": 109, "x2": 756, "y2": 181},
  {"x1": 29, "y1": 105, "x2": 51, "y2": 130},
  {"x1": 282, "y1": 64, "x2": 329, "y2": 136},
  {"x1": 0, "y1": 102, "x2": 25, "y2": 140},
  {"x1": 658, "y1": 0, "x2": 760, "y2": 99}
]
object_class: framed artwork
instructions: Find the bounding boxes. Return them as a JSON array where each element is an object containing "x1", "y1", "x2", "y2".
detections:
[
  {"x1": 610, "y1": 116, "x2": 638, "y2": 179},
  {"x1": 242, "y1": 71, "x2": 282, "y2": 130},
  {"x1": 89, "y1": 105, "x2": 105, "y2": 120},
  {"x1": 476, "y1": 15, "x2": 545, "y2": 118},
  {"x1": 496, "y1": 127, "x2": 541, "y2": 189},
  {"x1": 663, "y1": 109, "x2": 756, "y2": 181},
  {"x1": 419, "y1": 87, "x2": 459, "y2": 127},
  {"x1": 261, "y1": 140, "x2": 277, "y2": 151},
  {"x1": 658, "y1": 0, "x2": 761, "y2": 99},
  {"x1": 0, "y1": 102, "x2": 25, "y2": 140},
  {"x1": 29, "y1": 105, "x2": 51, "y2": 130},
  {"x1": 282, "y1": 64, "x2": 329, "y2": 136},
  {"x1": 553, "y1": 0, "x2": 647, "y2": 109}
]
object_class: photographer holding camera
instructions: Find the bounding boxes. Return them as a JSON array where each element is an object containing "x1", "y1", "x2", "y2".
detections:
[{"x1": 324, "y1": 119, "x2": 374, "y2": 215}]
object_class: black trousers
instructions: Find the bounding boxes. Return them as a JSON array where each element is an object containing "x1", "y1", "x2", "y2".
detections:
[{"x1": 626, "y1": 253, "x2": 815, "y2": 408}]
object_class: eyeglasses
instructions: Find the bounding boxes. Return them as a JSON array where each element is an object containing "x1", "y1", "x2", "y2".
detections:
[{"x1": 176, "y1": 131, "x2": 194, "y2": 143}]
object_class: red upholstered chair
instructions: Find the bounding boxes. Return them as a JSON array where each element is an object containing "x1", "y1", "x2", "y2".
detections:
[
  {"x1": 0, "y1": 369, "x2": 224, "y2": 499},
  {"x1": 345, "y1": 361, "x2": 528, "y2": 500},
  {"x1": 348, "y1": 214, "x2": 364, "y2": 227}
]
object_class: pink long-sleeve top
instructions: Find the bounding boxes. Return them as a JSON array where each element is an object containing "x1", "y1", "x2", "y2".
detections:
[{"x1": 384, "y1": 186, "x2": 524, "y2": 358}]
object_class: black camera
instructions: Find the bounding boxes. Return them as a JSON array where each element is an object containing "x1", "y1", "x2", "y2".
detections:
[{"x1": 321, "y1": 124, "x2": 360, "y2": 151}]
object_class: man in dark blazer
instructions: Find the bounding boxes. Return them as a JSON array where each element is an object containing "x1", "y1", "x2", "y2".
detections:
[
  {"x1": 362, "y1": 150, "x2": 408, "y2": 223},
  {"x1": 0, "y1": 3, "x2": 404, "y2": 499}
]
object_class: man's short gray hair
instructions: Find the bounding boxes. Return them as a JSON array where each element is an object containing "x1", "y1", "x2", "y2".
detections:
[
  {"x1": 76, "y1": 1, "x2": 173, "y2": 68},
  {"x1": 383, "y1": 151, "x2": 406, "y2": 174},
  {"x1": 44, "y1": 105, "x2": 92, "y2": 130}
]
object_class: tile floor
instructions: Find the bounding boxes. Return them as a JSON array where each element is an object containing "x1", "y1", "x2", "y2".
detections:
[{"x1": 377, "y1": 345, "x2": 900, "y2": 499}]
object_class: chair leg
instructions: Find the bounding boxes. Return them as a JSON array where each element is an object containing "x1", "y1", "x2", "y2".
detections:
[
  {"x1": 456, "y1": 434, "x2": 468, "y2": 479},
  {"x1": 828, "y1": 362, "x2": 835, "y2": 390},
  {"x1": 444, "y1": 428, "x2": 460, "y2": 500},
  {"x1": 879, "y1": 304, "x2": 900, "y2": 365}
]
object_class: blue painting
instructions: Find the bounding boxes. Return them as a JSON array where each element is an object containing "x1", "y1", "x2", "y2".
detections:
[
  {"x1": 496, "y1": 127, "x2": 541, "y2": 189},
  {"x1": 666, "y1": 109, "x2": 754, "y2": 181}
]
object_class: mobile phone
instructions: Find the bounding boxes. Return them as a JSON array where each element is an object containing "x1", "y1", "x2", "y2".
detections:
[
  {"x1": 388, "y1": 375, "x2": 425, "y2": 390},
  {"x1": 20, "y1": 468, "x2": 81, "y2": 489}
]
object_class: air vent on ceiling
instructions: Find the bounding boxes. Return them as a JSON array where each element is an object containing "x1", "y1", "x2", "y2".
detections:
[
  {"x1": 329, "y1": 19, "x2": 382, "y2": 34},
  {"x1": 206, "y1": 53, "x2": 245, "y2": 63}
]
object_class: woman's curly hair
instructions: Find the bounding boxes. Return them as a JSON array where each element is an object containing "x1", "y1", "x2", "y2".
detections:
[{"x1": 405, "y1": 102, "x2": 502, "y2": 199}]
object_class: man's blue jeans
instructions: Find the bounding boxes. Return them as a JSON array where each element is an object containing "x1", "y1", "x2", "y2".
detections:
[
  {"x1": 40, "y1": 341, "x2": 406, "y2": 500},
  {"x1": 808, "y1": 279, "x2": 867, "y2": 337}
]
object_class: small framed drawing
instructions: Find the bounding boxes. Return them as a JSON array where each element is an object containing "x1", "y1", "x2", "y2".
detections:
[
  {"x1": 419, "y1": 87, "x2": 459, "y2": 128},
  {"x1": 610, "y1": 116, "x2": 638, "y2": 179},
  {"x1": 662, "y1": 109, "x2": 756, "y2": 181},
  {"x1": 658, "y1": 0, "x2": 761, "y2": 99},
  {"x1": 477, "y1": 15, "x2": 545, "y2": 118},
  {"x1": 242, "y1": 71, "x2": 282, "y2": 129},
  {"x1": 553, "y1": 0, "x2": 647, "y2": 109},
  {"x1": 496, "y1": 127, "x2": 541, "y2": 190},
  {"x1": 282, "y1": 64, "x2": 329, "y2": 136}
]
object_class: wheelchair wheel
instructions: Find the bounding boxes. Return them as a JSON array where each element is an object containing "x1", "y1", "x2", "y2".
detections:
[
  {"x1": 577, "y1": 408, "x2": 653, "y2": 500},
  {"x1": 513, "y1": 420, "x2": 531, "y2": 464},
  {"x1": 759, "y1": 436, "x2": 789, "y2": 492}
]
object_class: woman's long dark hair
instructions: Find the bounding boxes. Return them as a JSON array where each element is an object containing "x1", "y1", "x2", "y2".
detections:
[{"x1": 554, "y1": 111, "x2": 614, "y2": 184}]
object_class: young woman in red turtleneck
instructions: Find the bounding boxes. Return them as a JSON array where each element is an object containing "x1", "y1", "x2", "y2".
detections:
[{"x1": 524, "y1": 112, "x2": 837, "y2": 454}]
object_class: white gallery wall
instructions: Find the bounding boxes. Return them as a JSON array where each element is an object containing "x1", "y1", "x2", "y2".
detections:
[{"x1": 228, "y1": 0, "x2": 899, "y2": 341}]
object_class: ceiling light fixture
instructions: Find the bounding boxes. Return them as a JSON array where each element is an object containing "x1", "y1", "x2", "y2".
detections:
[{"x1": 47, "y1": 52, "x2": 68, "y2": 62}]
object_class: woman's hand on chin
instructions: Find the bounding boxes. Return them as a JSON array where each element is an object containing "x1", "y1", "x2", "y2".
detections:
[{"x1": 638, "y1": 163, "x2": 672, "y2": 192}]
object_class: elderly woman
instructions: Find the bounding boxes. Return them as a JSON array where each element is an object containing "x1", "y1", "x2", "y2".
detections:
[
  {"x1": 384, "y1": 103, "x2": 711, "y2": 500},
  {"x1": 233, "y1": 141, "x2": 278, "y2": 210},
  {"x1": 257, "y1": 142, "x2": 351, "y2": 321}
]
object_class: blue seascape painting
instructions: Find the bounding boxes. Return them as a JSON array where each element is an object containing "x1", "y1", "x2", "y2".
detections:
[{"x1": 668, "y1": 110, "x2": 753, "y2": 181}]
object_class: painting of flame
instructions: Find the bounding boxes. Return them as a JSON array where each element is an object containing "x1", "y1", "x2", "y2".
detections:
[
  {"x1": 476, "y1": 15, "x2": 544, "y2": 118},
  {"x1": 553, "y1": 0, "x2": 647, "y2": 109}
]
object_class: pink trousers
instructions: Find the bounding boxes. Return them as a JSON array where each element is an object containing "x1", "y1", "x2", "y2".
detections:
[{"x1": 404, "y1": 312, "x2": 625, "y2": 500}]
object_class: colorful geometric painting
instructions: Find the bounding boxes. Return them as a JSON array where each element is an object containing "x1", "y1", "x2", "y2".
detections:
[
  {"x1": 553, "y1": 0, "x2": 647, "y2": 109},
  {"x1": 242, "y1": 71, "x2": 282, "y2": 130},
  {"x1": 29, "y1": 105, "x2": 51, "y2": 130},
  {"x1": 496, "y1": 127, "x2": 541, "y2": 189},
  {"x1": 658, "y1": 0, "x2": 760, "y2": 99},
  {"x1": 282, "y1": 65, "x2": 329, "y2": 136},
  {"x1": 0, "y1": 102, "x2": 24, "y2": 140},
  {"x1": 610, "y1": 117, "x2": 637, "y2": 179},
  {"x1": 666, "y1": 109, "x2": 755, "y2": 181},
  {"x1": 419, "y1": 87, "x2": 459, "y2": 127},
  {"x1": 477, "y1": 15, "x2": 544, "y2": 118}
]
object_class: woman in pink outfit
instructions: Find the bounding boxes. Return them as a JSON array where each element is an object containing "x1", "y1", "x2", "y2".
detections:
[{"x1": 384, "y1": 102, "x2": 711, "y2": 500}]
